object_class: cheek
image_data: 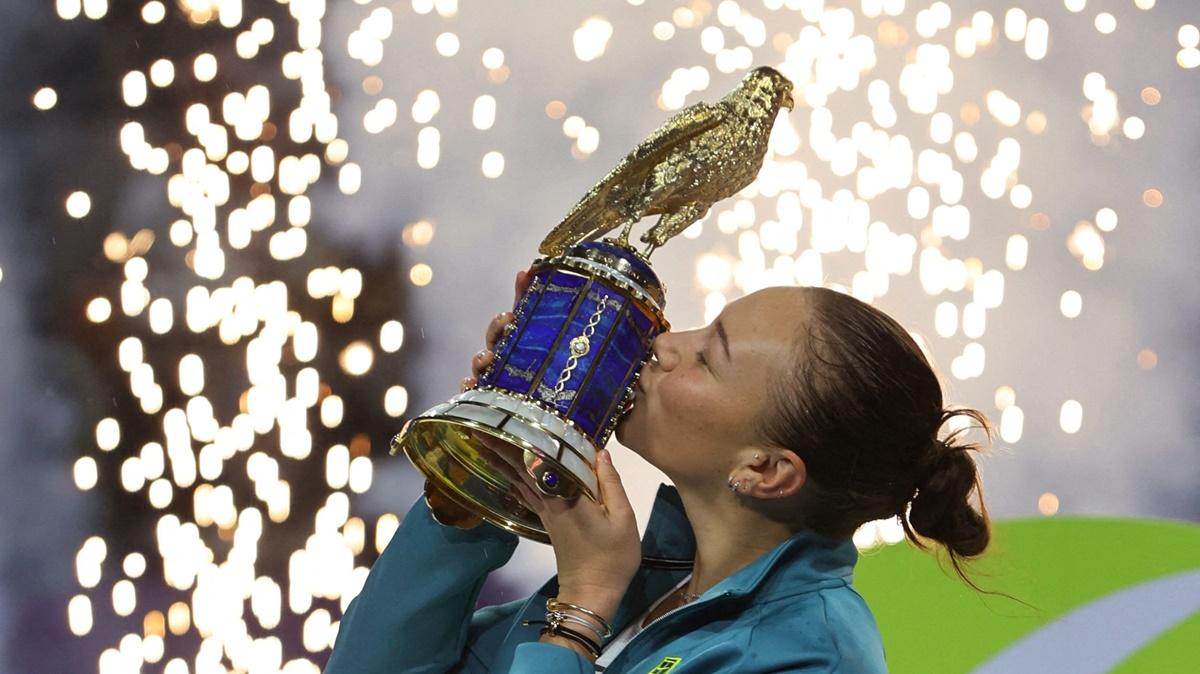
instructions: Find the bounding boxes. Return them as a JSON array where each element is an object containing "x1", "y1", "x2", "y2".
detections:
[
  {"x1": 656, "y1": 373, "x2": 725, "y2": 431},
  {"x1": 617, "y1": 372, "x2": 737, "y2": 452}
]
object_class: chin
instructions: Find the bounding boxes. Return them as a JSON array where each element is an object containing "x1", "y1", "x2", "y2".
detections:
[{"x1": 612, "y1": 411, "x2": 642, "y2": 454}]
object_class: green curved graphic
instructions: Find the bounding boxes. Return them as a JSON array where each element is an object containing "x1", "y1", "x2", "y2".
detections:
[
  {"x1": 1110, "y1": 608, "x2": 1200, "y2": 674},
  {"x1": 853, "y1": 517, "x2": 1200, "y2": 673}
]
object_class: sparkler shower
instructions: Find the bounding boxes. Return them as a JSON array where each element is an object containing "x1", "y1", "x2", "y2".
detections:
[{"x1": 0, "y1": 0, "x2": 1197, "y2": 672}]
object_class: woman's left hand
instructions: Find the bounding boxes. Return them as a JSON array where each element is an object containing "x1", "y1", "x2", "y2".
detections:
[
  {"x1": 511, "y1": 449, "x2": 642, "y2": 620},
  {"x1": 545, "y1": 450, "x2": 642, "y2": 611}
]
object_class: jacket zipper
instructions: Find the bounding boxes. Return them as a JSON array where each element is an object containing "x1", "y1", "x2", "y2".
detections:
[{"x1": 599, "y1": 589, "x2": 736, "y2": 672}]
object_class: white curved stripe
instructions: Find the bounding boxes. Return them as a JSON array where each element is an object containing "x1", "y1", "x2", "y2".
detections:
[{"x1": 972, "y1": 569, "x2": 1200, "y2": 674}]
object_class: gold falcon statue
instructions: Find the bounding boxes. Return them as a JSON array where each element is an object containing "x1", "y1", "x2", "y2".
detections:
[{"x1": 539, "y1": 66, "x2": 794, "y2": 258}]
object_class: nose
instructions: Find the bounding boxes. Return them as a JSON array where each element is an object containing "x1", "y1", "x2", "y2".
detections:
[{"x1": 649, "y1": 331, "x2": 677, "y2": 370}]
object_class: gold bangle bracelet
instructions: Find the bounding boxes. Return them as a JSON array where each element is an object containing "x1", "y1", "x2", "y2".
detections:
[
  {"x1": 546, "y1": 597, "x2": 614, "y2": 637},
  {"x1": 547, "y1": 610, "x2": 607, "y2": 640}
]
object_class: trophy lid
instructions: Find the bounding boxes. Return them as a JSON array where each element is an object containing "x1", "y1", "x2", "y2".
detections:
[{"x1": 556, "y1": 239, "x2": 665, "y2": 311}]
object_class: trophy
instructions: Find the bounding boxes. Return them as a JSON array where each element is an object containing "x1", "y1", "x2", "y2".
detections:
[{"x1": 391, "y1": 66, "x2": 794, "y2": 542}]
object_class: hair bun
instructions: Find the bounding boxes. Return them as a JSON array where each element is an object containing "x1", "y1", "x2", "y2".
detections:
[{"x1": 907, "y1": 438, "x2": 989, "y2": 558}]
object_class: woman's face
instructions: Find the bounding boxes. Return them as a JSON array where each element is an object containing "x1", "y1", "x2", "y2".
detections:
[{"x1": 614, "y1": 286, "x2": 806, "y2": 489}]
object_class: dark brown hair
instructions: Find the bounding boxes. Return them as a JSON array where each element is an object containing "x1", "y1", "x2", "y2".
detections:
[{"x1": 757, "y1": 286, "x2": 992, "y2": 583}]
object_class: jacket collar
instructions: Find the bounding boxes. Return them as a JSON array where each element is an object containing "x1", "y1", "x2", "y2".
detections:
[
  {"x1": 534, "y1": 483, "x2": 861, "y2": 646},
  {"x1": 638, "y1": 483, "x2": 697, "y2": 561},
  {"x1": 620, "y1": 483, "x2": 859, "y2": 614}
]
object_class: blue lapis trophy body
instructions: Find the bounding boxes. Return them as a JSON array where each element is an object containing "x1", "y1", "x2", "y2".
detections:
[{"x1": 392, "y1": 240, "x2": 668, "y2": 543}]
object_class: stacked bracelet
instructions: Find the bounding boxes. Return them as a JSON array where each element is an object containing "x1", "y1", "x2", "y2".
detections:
[
  {"x1": 538, "y1": 624, "x2": 601, "y2": 658},
  {"x1": 520, "y1": 596, "x2": 614, "y2": 659},
  {"x1": 546, "y1": 597, "x2": 614, "y2": 638},
  {"x1": 547, "y1": 610, "x2": 606, "y2": 639}
]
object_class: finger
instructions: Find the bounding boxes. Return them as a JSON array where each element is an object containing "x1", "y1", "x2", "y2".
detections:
[
  {"x1": 484, "y1": 452, "x2": 542, "y2": 513},
  {"x1": 595, "y1": 450, "x2": 632, "y2": 516},
  {"x1": 512, "y1": 479, "x2": 544, "y2": 514},
  {"x1": 502, "y1": 449, "x2": 544, "y2": 499},
  {"x1": 513, "y1": 269, "x2": 533, "y2": 309},
  {"x1": 485, "y1": 311, "x2": 515, "y2": 350},
  {"x1": 460, "y1": 376, "x2": 476, "y2": 392},
  {"x1": 475, "y1": 433, "x2": 545, "y2": 503},
  {"x1": 471, "y1": 348, "x2": 495, "y2": 377}
]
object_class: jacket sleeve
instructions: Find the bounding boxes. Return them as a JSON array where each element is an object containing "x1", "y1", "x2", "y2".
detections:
[
  {"x1": 325, "y1": 494, "x2": 520, "y2": 674},
  {"x1": 501, "y1": 642, "x2": 594, "y2": 673}
]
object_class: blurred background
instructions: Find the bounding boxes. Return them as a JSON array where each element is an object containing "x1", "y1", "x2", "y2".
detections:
[{"x1": 0, "y1": 0, "x2": 1197, "y2": 672}]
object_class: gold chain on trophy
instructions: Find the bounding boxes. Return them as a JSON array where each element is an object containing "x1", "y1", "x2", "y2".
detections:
[{"x1": 550, "y1": 295, "x2": 612, "y2": 401}]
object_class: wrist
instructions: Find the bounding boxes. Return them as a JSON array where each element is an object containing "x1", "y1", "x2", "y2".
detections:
[
  {"x1": 539, "y1": 631, "x2": 598, "y2": 662},
  {"x1": 554, "y1": 587, "x2": 622, "y2": 623}
]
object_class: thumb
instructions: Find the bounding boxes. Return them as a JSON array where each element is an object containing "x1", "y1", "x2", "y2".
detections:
[{"x1": 597, "y1": 450, "x2": 632, "y2": 513}]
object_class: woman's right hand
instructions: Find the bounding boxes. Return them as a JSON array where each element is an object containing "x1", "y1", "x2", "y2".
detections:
[
  {"x1": 426, "y1": 268, "x2": 537, "y2": 526},
  {"x1": 460, "y1": 267, "x2": 533, "y2": 392}
]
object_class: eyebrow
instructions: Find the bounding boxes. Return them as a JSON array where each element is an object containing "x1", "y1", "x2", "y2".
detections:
[{"x1": 715, "y1": 317, "x2": 732, "y2": 364}]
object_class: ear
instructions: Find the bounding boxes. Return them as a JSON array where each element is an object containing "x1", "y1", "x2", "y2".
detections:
[{"x1": 752, "y1": 448, "x2": 807, "y2": 498}]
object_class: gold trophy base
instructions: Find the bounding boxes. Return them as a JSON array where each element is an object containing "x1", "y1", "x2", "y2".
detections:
[{"x1": 391, "y1": 412, "x2": 598, "y2": 545}]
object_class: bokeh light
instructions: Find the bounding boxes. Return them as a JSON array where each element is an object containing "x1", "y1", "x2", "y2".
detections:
[{"x1": 50, "y1": 0, "x2": 1197, "y2": 667}]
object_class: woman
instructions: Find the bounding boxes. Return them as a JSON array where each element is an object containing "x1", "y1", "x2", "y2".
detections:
[{"x1": 327, "y1": 270, "x2": 993, "y2": 673}]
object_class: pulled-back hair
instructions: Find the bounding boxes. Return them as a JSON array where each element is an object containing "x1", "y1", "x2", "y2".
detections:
[{"x1": 756, "y1": 286, "x2": 992, "y2": 583}]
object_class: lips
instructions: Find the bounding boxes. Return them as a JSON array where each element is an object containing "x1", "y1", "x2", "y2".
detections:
[
  {"x1": 636, "y1": 368, "x2": 650, "y2": 392},
  {"x1": 636, "y1": 355, "x2": 657, "y2": 393}
]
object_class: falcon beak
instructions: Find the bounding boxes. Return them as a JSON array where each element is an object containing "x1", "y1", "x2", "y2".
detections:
[{"x1": 781, "y1": 89, "x2": 795, "y2": 111}]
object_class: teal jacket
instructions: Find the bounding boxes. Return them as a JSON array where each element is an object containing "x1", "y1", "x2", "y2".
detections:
[{"x1": 327, "y1": 484, "x2": 887, "y2": 673}]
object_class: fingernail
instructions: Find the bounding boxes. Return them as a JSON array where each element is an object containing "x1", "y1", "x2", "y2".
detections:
[{"x1": 600, "y1": 450, "x2": 611, "y2": 465}]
